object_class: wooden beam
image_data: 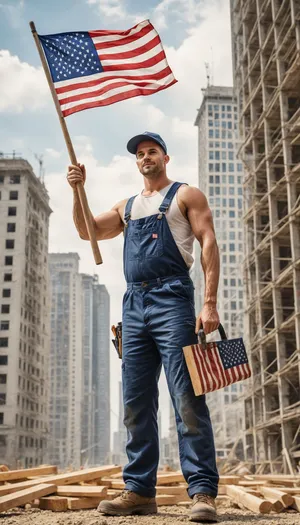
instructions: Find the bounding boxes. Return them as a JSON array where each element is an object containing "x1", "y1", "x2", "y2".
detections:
[
  {"x1": 0, "y1": 465, "x2": 121, "y2": 496},
  {"x1": 67, "y1": 496, "x2": 109, "y2": 510},
  {"x1": 56, "y1": 485, "x2": 107, "y2": 498},
  {"x1": 0, "y1": 466, "x2": 57, "y2": 482},
  {"x1": 39, "y1": 496, "x2": 68, "y2": 512},
  {"x1": 291, "y1": 494, "x2": 300, "y2": 512},
  {"x1": 0, "y1": 483, "x2": 56, "y2": 513},
  {"x1": 225, "y1": 485, "x2": 272, "y2": 514},
  {"x1": 259, "y1": 486, "x2": 294, "y2": 507}
]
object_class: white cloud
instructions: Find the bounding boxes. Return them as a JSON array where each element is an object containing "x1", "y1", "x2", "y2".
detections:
[
  {"x1": 87, "y1": 0, "x2": 128, "y2": 19},
  {"x1": 45, "y1": 148, "x2": 63, "y2": 159},
  {"x1": 0, "y1": 50, "x2": 49, "y2": 113}
]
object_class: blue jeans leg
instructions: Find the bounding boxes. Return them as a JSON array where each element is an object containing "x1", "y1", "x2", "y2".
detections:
[
  {"x1": 122, "y1": 289, "x2": 161, "y2": 498},
  {"x1": 149, "y1": 283, "x2": 219, "y2": 498}
]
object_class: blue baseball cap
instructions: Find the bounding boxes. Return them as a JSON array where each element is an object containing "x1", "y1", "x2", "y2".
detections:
[{"x1": 127, "y1": 131, "x2": 167, "y2": 155}]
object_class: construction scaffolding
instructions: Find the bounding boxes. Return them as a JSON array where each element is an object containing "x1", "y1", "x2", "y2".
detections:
[{"x1": 230, "y1": 0, "x2": 300, "y2": 473}]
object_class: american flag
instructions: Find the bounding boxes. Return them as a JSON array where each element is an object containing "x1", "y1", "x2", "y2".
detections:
[
  {"x1": 183, "y1": 338, "x2": 251, "y2": 396},
  {"x1": 38, "y1": 20, "x2": 177, "y2": 117}
]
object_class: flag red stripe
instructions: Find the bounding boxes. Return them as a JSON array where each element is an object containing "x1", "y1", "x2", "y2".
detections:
[
  {"x1": 55, "y1": 67, "x2": 173, "y2": 94},
  {"x1": 199, "y1": 346, "x2": 214, "y2": 392},
  {"x1": 211, "y1": 344, "x2": 226, "y2": 388},
  {"x1": 91, "y1": 23, "x2": 153, "y2": 50},
  {"x1": 102, "y1": 50, "x2": 166, "y2": 72},
  {"x1": 58, "y1": 77, "x2": 168, "y2": 105},
  {"x1": 99, "y1": 35, "x2": 160, "y2": 60},
  {"x1": 203, "y1": 346, "x2": 217, "y2": 391},
  {"x1": 61, "y1": 80, "x2": 177, "y2": 116}
]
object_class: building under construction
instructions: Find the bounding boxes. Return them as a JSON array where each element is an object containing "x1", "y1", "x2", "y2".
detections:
[{"x1": 230, "y1": 0, "x2": 300, "y2": 473}]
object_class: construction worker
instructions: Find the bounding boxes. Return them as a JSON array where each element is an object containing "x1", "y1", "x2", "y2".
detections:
[{"x1": 67, "y1": 132, "x2": 220, "y2": 522}]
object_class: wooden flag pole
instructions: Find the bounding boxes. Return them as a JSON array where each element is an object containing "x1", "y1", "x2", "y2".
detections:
[{"x1": 29, "y1": 21, "x2": 102, "y2": 265}]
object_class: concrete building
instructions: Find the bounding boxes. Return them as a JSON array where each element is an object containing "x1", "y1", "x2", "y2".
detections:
[
  {"x1": 230, "y1": 0, "x2": 300, "y2": 472},
  {"x1": 92, "y1": 275, "x2": 110, "y2": 465},
  {"x1": 0, "y1": 156, "x2": 52, "y2": 468},
  {"x1": 49, "y1": 257, "x2": 110, "y2": 468},
  {"x1": 194, "y1": 85, "x2": 245, "y2": 453},
  {"x1": 49, "y1": 253, "x2": 83, "y2": 469}
]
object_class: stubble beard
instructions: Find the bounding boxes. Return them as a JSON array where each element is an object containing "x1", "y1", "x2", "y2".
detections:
[{"x1": 141, "y1": 163, "x2": 163, "y2": 179}]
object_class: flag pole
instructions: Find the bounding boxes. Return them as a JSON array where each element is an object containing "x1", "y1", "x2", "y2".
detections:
[{"x1": 29, "y1": 21, "x2": 103, "y2": 265}]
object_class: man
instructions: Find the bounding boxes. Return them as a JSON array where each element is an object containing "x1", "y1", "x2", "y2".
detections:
[{"x1": 67, "y1": 131, "x2": 220, "y2": 523}]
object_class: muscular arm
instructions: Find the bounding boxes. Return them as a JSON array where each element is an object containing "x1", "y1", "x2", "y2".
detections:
[
  {"x1": 73, "y1": 188, "x2": 125, "y2": 241},
  {"x1": 179, "y1": 186, "x2": 220, "y2": 333}
]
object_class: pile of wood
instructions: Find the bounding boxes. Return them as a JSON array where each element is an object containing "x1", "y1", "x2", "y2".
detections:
[{"x1": 0, "y1": 464, "x2": 299, "y2": 514}]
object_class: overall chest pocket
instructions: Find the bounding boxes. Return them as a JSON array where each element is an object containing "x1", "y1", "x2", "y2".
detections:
[{"x1": 128, "y1": 228, "x2": 163, "y2": 260}]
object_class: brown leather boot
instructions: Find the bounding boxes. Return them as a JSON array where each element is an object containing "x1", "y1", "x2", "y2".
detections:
[
  {"x1": 189, "y1": 493, "x2": 217, "y2": 522},
  {"x1": 98, "y1": 489, "x2": 157, "y2": 516}
]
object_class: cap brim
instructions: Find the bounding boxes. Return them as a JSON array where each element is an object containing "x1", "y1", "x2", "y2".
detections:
[{"x1": 127, "y1": 134, "x2": 151, "y2": 154}]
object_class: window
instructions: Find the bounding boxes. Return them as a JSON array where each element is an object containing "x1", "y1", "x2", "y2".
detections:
[
  {"x1": 0, "y1": 394, "x2": 6, "y2": 405},
  {"x1": 209, "y1": 176, "x2": 214, "y2": 183},
  {"x1": 228, "y1": 142, "x2": 233, "y2": 149},
  {"x1": 209, "y1": 130, "x2": 213, "y2": 138},
  {"x1": 215, "y1": 175, "x2": 220, "y2": 184},
  {"x1": 229, "y1": 187, "x2": 235, "y2": 195},
  {"x1": 228, "y1": 151, "x2": 234, "y2": 160},
  {"x1": 227, "y1": 105, "x2": 231, "y2": 111},
  {"x1": 9, "y1": 191, "x2": 18, "y2": 200},
  {"x1": 231, "y1": 301, "x2": 236, "y2": 310},
  {"x1": 209, "y1": 151, "x2": 214, "y2": 159},
  {"x1": 222, "y1": 163, "x2": 226, "y2": 172},
  {"x1": 215, "y1": 113, "x2": 219, "y2": 119},
  {"x1": 4, "y1": 274, "x2": 12, "y2": 282},
  {"x1": 0, "y1": 375, "x2": 7, "y2": 384},
  {"x1": 8, "y1": 207, "x2": 16, "y2": 216},
  {"x1": 10, "y1": 175, "x2": 20, "y2": 184},
  {"x1": 5, "y1": 257, "x2": 13, "y2": 265},
  {"x1": 215, "y1": 129, "x2": 220, "y2": 139},
  {"x1": 215, "y1": 163, "x2": 220, "y2": 172},
  {"x1": 7, "y1": 223, "x2": 16, "y2": 232},
  {"x1": 209, "y1": 187, "x2": 214, "y2": 196},
  {"x1": 5, "y1": 240, "x2": 14, "y2": 249},
  {"x1": 230, "y1": 255, "x2": 236, "y2": 263},
  {"x1": 0, "y1": 322, "x2": 9, "y2": 331},
  {"x1": 214, "y1": 105, "x2": 219, "y2": 111},
  {"x1": 208, "y1": 120, "x2": 213, "y2": 127},
  {"x1": 0, "y1": 414, "x2": 3, "y2": 425},
  {"x1": 229, "y1": 163, "x2": 234, "y2": 172},
  {"x1": 229, "y1": 175, "x2": 234, "y2": 184},
  {"x1": 0, "y1": 338, "x2": 8, "y2": 348},
  {"x1": 229, "y1": 211, "x2": 235, "y2": 218},
  {"x1": 0, "y1": 356, "x2": 8, "y2": 366},
  {"x1": 230, "y1": 232, "x2": 235, "y2": 240},
  {"x1": 237, "y1": 163, "x2": 242, "y2": 172},
  {"x1": 229, "y1": 244, "x2": 235, "y2": 252},
  {"x1": 0, "y1": 176, "x2": 4, "y2": 184},
  {"x1": 1, "y1": 305, "x2": 10, "y2": 314},
  {"x1": 2, "y1": 290, "x2": 11, "y2": 298},
  {"x1": 208, "y1": 104, "x2": 212, "y2": 111},
  {"x1": 215, "y1": 151, "x2": 220, "y2": 160},
  {"x1": 209, "y1": 163, "x2": 214, "y2": 172}
]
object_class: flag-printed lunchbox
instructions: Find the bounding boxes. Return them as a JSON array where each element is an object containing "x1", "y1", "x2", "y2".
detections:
[{"x1": 183, "y1": 324, "x2": 251, "y2": 396}]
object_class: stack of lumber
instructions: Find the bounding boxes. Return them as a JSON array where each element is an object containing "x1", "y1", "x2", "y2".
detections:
[{"x1": 0, "y1": 465, "x2": 299, "y2": 514}]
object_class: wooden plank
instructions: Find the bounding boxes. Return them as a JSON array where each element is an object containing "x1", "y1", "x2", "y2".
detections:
[
  {"x1": 0, "y1": 483, "x2": 56, "y2": 513},
  {"x1": 219, "y1": 476, "x2": 240, "y2": 485},
  {"x1": 0, "y1": 466, "x2": 57, "y2": 482},
  {"x1": 39, "y1": 496, "x2": 68, "y2": 512},
  {"x1": 67, "y1": 496, "x2": 110, "y2": 510},
  {"x1": 156, "y1": 494, "x2": 177, "y2": 505},
  {"x1": 259, "y1": 486, "x2": 294, "y2": 508},
  {"x1": 156, "y1": 472, "x2": 184, "y2": 485},
  {"x1": 0, "y1": 465, "x2": 121, "y2": 496},
  {"x1": 226, "y1": 485, "x2": 272, "y2": 514},
  {"x1": 267, "y1": 498, "x2": 285, "y2": 513},
  {"x1": 238, "y1": 481, "x2": 267, "y2": 487},
  {"x1": 57, "y1": 485, "x2": 107, "y2": 498},
  {"x1": 291, "y1": 494, "x2": 300, "y2": 512}
]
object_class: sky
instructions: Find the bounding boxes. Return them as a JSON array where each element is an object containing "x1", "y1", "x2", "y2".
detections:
[{"x1": 0, "y1": 0, "x2": 233, "y2": 442}]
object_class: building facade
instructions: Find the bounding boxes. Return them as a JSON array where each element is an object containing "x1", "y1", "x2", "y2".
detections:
[
  {"x1": 231, "y1": 0, "x2": 300, "y2": 472},
  {"x1": 193, "y1": 85, "x2": 245, "y2": 453},
  {"x1": 0, "y1": 157, "x2": 52, "y2": 468},
  {"x1": 49, "y1": 253, "x2": 83, "y2": 468},
  {"x1": 49, "y1": 256, "x2": 110, "y2": 468}
]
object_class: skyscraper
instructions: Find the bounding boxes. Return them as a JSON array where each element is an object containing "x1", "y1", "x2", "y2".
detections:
[
  {"x1": 49, "y1": 253, "x2": 83, "y2": 469},
  {"x1": 49, "y1": 256, "x2": 110, "y2": 468},
  {"x1": 0, "y1": 156, "x2": 52, "y2": 468},
  {"x1": 230, "y1": 0, "x2": 300, "y2": 471},
  {"x1": 194, "y1": 86, "x2": 245, "y2": 453}
]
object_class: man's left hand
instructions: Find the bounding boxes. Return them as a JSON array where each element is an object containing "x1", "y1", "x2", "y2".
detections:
[{"x1": 195, "y1": 303, "x2": 220, "y2": 335}]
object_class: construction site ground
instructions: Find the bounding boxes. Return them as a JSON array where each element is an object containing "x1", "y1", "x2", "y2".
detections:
[{"x1": 1, "y1": 504, "x2": 300, "y2": 525}]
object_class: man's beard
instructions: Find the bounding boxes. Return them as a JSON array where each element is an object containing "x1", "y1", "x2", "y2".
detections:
[{"x1": 141, "y1": 163, "x2": 162, "y2": 178}]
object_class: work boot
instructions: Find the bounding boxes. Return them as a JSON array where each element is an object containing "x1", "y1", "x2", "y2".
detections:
[
  {"x1": 98, "y1": 489, "x2": 157, "y2": 516},
  {"x1": 189, "y1": 493, "x2": 217, "y2": 522}
]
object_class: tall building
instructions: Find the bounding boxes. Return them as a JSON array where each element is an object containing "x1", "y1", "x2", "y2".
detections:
[
  {"x1": 92, "y1": 275, "x2": 110, "y2": 465},
  {"x1": 194, "y1": 86, "x2": 245, "y2": 453},
  {"x1": 230, "y1": 0, "x2": 300, "y2": 471},
  {"x1": 49, "y1": 257, "x2": 110, "y2": 468},
  {"x1": 0, "y1": 157, "x2": 52, "y2": 468},
  {"x1": 49, "y1": 253, "x2": 83, "y2": 469},
  {"x1": 112, "y1": 381, "x2": 127, "y2": 465}
]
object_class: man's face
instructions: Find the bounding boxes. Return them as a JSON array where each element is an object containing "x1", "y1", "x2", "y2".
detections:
[{"x1": 136, "y1": 140, "x2": 169, "y2": 178}]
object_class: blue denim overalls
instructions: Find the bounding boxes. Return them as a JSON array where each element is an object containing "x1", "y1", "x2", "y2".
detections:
[{"x1": 122, "y1": 182, "x2": 219, "y2": 498}]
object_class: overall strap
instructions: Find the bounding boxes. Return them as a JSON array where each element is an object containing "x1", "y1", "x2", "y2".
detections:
[
  {"x1": 124, "y1": 195, "x2": 138, "y2": 225},
  {"x1": 159, "y1": 182, "x2": 187, "y2": 214}
]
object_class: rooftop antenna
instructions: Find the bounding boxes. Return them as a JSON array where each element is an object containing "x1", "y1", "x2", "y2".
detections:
[
  {"x1": 210, "y1": 46, "x2": 214, "y2": 86},
  {"x1": 33, "y1": 153, "x2": 45, "y2": 183},
  {"x1": 204, "y1": 62, "x2": 210, "y2": 87}
]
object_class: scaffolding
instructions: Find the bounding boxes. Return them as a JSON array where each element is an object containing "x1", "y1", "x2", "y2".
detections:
[{"x1": 231, "y1": 0, "x2": 300, "y2": 473}]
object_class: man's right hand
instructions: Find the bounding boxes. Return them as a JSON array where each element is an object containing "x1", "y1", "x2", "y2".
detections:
[{"x1": 67, "y1": 163, "x2": 86, "y2": 188}]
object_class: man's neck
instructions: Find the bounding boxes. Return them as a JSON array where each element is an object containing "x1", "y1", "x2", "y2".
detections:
[{"x1": 142, "y1": 176, "x2": 173, "y2": 195}]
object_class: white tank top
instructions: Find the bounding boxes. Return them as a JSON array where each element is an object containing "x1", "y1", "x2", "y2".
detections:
[{"x1": 124, "y1": 182, "x2": 195, "y2": 268}]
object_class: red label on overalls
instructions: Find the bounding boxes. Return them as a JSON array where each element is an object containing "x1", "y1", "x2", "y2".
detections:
[{"x1": 152, "y1": 233, "x2": 158, "y2": 239}]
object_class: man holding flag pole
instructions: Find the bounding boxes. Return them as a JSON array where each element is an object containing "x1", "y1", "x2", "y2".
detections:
[{"x1": 32, "y1": 19, "x2": 220, "y2": 523}]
